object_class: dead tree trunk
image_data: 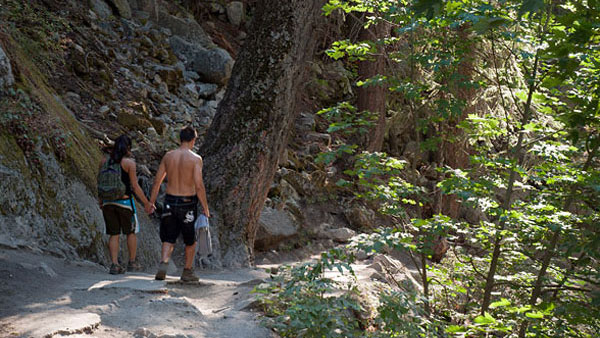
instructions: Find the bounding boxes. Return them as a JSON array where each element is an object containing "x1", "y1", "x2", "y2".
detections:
[{"x1": 199, "y1": 0, "x2": 326, "y2": 267}]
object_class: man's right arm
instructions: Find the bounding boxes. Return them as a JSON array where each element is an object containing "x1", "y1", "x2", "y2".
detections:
[
  {"x1": 194, "y1": 156, "x2": 210, "y2": 218},
  {"x1": 148, "y1": 155, "x2": 168, "y2": 213}
]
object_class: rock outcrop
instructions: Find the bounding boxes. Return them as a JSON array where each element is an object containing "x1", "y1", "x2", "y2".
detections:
[
  {"x1": 226, "y1": 1, "x2": 245, "y2": 26},
  {"x1": 158, "y1": 11, "x2": 215, "y2": 48},
  {"x1": 108, "y1": 0, "x2": 132, "y2": 19},
  {"x1": 255, "y1": 207, "x2": 299, "y2": 250},
  {"x1": 0, "y1": 44, "x2": 14, "y2": 91},
  {"x1": 169, "y1": 36, "x2": 233, "y2": 85},
  {"x1": 89, "y1": 0, "x2": 112, "y2": 19}
]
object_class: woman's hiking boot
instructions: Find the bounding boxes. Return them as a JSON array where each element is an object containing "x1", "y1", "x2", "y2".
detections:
[
  {"x1": 180, "y1": 268, "x2": 199, "y2": 282},
  {"x1": 109, "y1": 263, "x2": 125, "y2": 275},
  {"x1": 127, "y1": 259, "x2": 142, "y2": 272},
  {"x1": 155, "y1": 261, "x2": 168, "y2": 280}
]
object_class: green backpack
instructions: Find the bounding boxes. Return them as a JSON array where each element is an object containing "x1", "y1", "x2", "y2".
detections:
[{"x1": 97, "y1": 157, "x2": 126, "y2": 201}]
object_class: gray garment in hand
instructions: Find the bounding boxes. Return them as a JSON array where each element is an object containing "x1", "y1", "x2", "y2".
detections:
[{"x1": 197, "y1": 227, "x2": 212, "y2": 256}]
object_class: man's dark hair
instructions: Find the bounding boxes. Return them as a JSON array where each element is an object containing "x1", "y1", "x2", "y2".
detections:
[{"x1": 180, "y1": 126, "x2": 197, "y2": 143}]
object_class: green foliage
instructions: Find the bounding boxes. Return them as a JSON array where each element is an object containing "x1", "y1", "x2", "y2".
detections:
[
  {"x1": 318, "y1": 101, "x2": 378, "y2": 136},
  {"x1": 264, "y1": 0, "x2": 600, "y2": 337},
  {"x1": 255, "y1": 249, "x2": 362, "y2": 338},
  {"x1": 373, "y1": 290, "x2": 446, "y2": 337}
]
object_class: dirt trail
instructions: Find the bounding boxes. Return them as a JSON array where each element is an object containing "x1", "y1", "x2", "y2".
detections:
[{"x1": 0, "y1": 247, "x2": 276, "y2": 338}]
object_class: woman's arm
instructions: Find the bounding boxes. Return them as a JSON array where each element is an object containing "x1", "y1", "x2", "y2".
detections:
[
  {"x1": 98, "y1": 156, "x2": 107, "y2": 207},
  {"x1": 123, "y1": 158, "x2": 150, "y2": 209}
]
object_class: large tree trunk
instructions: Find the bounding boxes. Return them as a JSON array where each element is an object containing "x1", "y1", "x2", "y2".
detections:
[
  {"x1": 356, "y1": 21, "x2": 390, "y2": 153},
  {"x1": 441, "y1": 26, "x2": 474, "y2": 218},
  {"x1": 199, "y1": 0, "x2": 325, "y2": 267}
]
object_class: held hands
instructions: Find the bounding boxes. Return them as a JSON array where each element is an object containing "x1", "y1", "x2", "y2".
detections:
[
  {"x1": 144, "y1": 202, "x2": 156, "y2": 215},
  {"x1": 203, "y1": 207, "x2": 211, "y2": 218}
]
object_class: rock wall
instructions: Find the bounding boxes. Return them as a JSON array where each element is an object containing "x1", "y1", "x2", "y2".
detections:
[{"x1": 0, "y1": 0, "x2": 233, "y2": 269}]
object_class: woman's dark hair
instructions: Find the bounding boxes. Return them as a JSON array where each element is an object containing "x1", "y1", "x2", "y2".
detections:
[
  {"x1": 111, "y1": 135, "x2": 131, "y2": 164},
  {"x1": 180, "y1": 126, "x2": 197, "y2": 143}
]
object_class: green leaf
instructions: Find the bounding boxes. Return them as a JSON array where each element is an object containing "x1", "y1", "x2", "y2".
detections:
[
  {"x1": 513, "y1": 305, "x2": 532, "y2": 314},
  {"x1": 473, "y1": 17, "x2": 508, "y2": 35},
  {"x1": 446, "y1": 325, "x2": 466, "y2": 333},
  {"x1": 490, "y1": 298, "x2": 511, "y2": 309},
  {"x1": 525, "y1": 311, "x2": 544, "y2": 319},
  {"x1": 412, "y1": 0, "x2": 443, "y2": 19},
  {"x1": 519, "y1": 0, "x2": 545, "y2": 17},
  {"x1": 456, "y1": 286, "x2": 467, "y2": 294},
  {"x1": 474, "y1": 312, "x2": 496, "y2": 325}
]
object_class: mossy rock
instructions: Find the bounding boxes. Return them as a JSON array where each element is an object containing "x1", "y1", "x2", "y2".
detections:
[
  {"x1": 117, "y1": 111, "x2": 152, "y2": 131},
  {"x1": 0, "y1": 35, "x2": 101, "y2": 189},
  {"x1": 150, "y1": 117, "x2": 166, "y2": 135},
  {"x1": 156, "y1": 66, "x2": 183, "y2": 92}
]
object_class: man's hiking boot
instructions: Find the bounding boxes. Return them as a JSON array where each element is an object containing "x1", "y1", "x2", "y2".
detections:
[
  {"x1": 109, "y1": 263, "x2": 125, "y2": 275},
  {"x1": 127, "y1": 259, "x2": 142, "y2": 272},
  {"x1": 155, "y1": 261, "x2": 168, "y2": 280},
  {"x1": 180, "y1": 268, "x2": 199, "y2": 282}
]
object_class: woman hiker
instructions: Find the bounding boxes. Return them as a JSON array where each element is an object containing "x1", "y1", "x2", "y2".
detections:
[{"x1": 98, "y1": 134, "x2": 152, "y2": 274}]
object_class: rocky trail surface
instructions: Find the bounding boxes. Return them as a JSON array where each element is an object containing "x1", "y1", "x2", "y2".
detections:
[{"x1": 0, "y1": 247, "x2": 277, "y2": 338}]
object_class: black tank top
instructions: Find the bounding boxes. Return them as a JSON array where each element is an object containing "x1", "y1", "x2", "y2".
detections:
[{"x1": 120, "y1": 163, "x2": 133, "y2": 196}]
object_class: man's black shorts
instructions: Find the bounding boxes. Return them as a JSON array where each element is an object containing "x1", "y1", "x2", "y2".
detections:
[{"x1": 160, "y1": 194, "x2": 197, "y2": 246}]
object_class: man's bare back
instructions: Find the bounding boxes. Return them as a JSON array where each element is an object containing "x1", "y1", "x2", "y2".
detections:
[
  {"x1": 162, "y1": 148, "x2": 202, "y2": 196},
  {"x1": 148, "y1": 129, "x2": 210, "y2": 218}
]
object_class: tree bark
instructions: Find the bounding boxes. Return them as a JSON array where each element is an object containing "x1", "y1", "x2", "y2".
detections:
[
  {"x1": 356, "y1": 21, "x2": 390, "y2": 153},
  {"x1": 441, "y1": 25, "x2": 474, "y2": 218},
  {"x1": 199, "y1": 0, "x2": 326, "y2": 267}
]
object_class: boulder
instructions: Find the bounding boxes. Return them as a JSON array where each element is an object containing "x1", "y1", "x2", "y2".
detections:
[
  {"x1": 279, "y1": 179, "x2": 301, "y2": 205},
  {"x1": 129, "y1": 0, "x2": 158, "y2": 20},
  {"x1": 117, "y1": 110, "x2": 152, "y2": 131},
  {"x1": 344, "y1": 204, "x2": 376, "y2": 229},
  {"x1": 149, "y1": 117, "x2": 166, "y2": 135},
  {"x1": 189, "y1": 47, "x2": 233, "y2": 85},
  {"x1": 152, "y1": 64, "x2": 183, "y2": 92},
  {"x1": 330, "y1": 227, "x2": 356, "y2": 242},
  {"x1": 282, "y1": 170, "x2": 314, "y2": 195},
  {"x1": 460, "y1": 204, "x2": 488, "y2": 224},
  {"x1": 402, "y1": 141, "x2": 422, "y2": 164},
  {"x1": 196, "y1": 83, "x2": 218, "y2": 99},
  {"x1": 0, "y1": 45, "x2": 14, "y2": 91},
  {"x1": 368, "y1": 254, "x2": 423, "y2": 293},
  {"x1": 158, "y1": 11, "x2": 214, "y2": 48},
  {"x1": 296, "y1": 112, "x2": 315, "y2": 132},
  {"x1": 107, "y1": 0, "x2": 132, "y2": 19},
  {"x1": 210, "y1": 2, "x2": 226, "y2": 14},
  {"x1": 89, "y1": 0, "x2": 113, "y2": 19},
  {"x1": 180, "y1": 83, "x2": 202, "y2": 107},
  {"x1": 183, "y1": 70, "x2": 200, "y2": 81},
  {"x1": 307, "y1": 61, "x2": 353, "y2": 103},
  {"x1": 318, "y1": 225, "x2": 356, "y2": 243},
  {"x1": 169, "y1": 36, "x2": 233, "y2": 85},
  {"x1": 182, "y1": 83, "x2": 199, "y2": 100},
  {"x1": 255, "y1": 207, "x2": 298, "y2": 250},
  {"x1": 226, "y1": 1, "x2": 244, "y2": 26},
  {"x1": 306, "y1": 132, "x2": 331, "y2": 146}
]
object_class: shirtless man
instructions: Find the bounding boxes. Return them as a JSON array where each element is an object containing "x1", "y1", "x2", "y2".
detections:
[{"x1": 147, "y1": 126, "x2": 210, "y2": 282}]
